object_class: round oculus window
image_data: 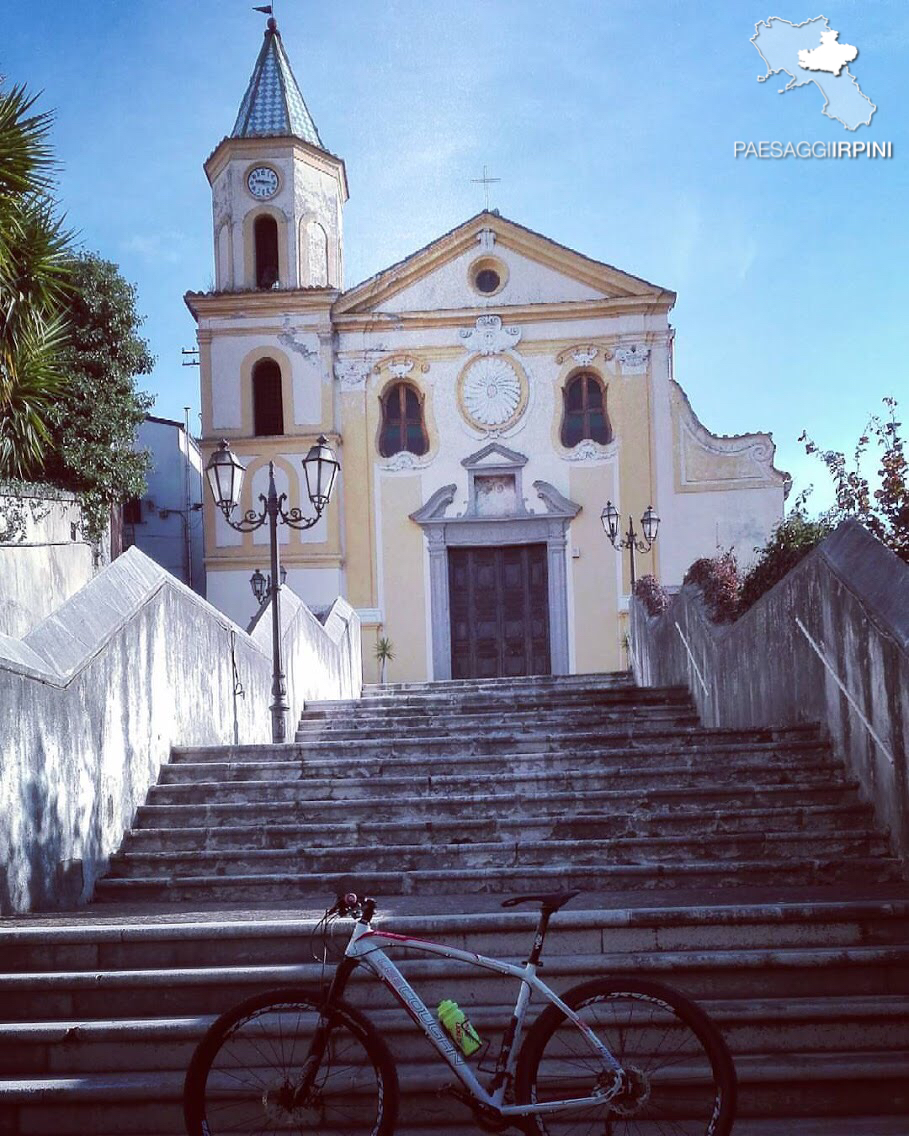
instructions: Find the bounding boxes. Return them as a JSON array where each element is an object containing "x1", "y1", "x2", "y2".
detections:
[
  {"x1": 475, "y1": 268, "x2": 501, "y2": 293},
  {"x1": 469, "y1": 255, "x2": 507, "y2": 297}
]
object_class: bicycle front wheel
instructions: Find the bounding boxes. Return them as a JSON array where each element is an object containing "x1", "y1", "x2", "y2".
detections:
[
  {"x1": 515, "y1": 977, "x2": 736, "y2": 1136},
  {"x1": 183, "y1": 986, "x2": 398, "y2": 1135}
]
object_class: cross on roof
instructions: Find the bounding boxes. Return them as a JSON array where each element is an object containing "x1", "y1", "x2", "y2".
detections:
[{"x1": 472, "y1": 165, "x2": 501, "y2": 211}]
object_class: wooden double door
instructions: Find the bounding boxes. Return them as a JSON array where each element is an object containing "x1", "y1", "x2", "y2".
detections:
[{"x1": 449, "y1": 544, "x2": 551, "y2": 679}]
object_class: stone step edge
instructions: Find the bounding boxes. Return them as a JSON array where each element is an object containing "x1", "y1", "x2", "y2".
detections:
[
  {"x1": 137, "y1": 783, "x2": 865, "y2": 818},
  {"x1": 173, "y1": 741, "x2": 834, "y2": 767},
  {"x1": 111, "y1": 828, "x2": 889, "y2": 865},
  {"x1": 96, "y1": 856, "x2": 903, "y2": 892},
  {"x1": 176, "y1": 726, "x2": 826, "y2": 757},
  {"x1": 7, "y1": 944, "x2": 909, "y2": 989},
  {"x1": 357, "y1": 672, "x2": 637, "y2": 693},
  {"x1": 2, "y1": 1050, "x2": 908, "y2": 1099},
  {"x1": 5, "y1": 993, "x2": 909, "y2": 1041},
  {"x1": 4, "y1": 896, "x2": 908, "y2": 944},
  {"x1": 155, "y1": 759, "x2": 850, "y2": 788},
  {"x1": 124, "y1": 804, "x2": 875, "y2": 842}
]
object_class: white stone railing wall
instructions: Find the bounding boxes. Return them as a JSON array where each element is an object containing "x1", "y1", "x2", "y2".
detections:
[
  {"x1": 0, "y1": 547, "x2": 361, "y2": 914},
  {"x1": 631, "y1": 520, "x2": 909, "y2": 859}
]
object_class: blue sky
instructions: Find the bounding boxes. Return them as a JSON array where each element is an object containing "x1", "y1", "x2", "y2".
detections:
[{"x1": 3, "y1": 0, "x2": 906, "y2": 513}]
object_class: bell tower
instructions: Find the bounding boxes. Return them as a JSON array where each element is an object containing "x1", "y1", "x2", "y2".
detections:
[
  {"x1": 188, "y1": 16, "x2": 348, "y2": 628},
  {"x1": 204, "y1": 17, "x2": 347, "y2": 291}
]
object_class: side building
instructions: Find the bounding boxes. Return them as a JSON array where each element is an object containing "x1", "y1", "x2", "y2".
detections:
[{"x1": 124, "y1": 415, "x2": 205, "y2": 594}]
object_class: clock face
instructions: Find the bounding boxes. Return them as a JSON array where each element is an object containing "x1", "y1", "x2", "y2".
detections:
[{"x1": 247, "y1": 166, "x2": 279, "y2": 199}]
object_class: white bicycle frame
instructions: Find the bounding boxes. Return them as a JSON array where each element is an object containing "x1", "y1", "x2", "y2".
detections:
[{"x1": 344, "y1": 920, "x2": 624, "y2": 1119}]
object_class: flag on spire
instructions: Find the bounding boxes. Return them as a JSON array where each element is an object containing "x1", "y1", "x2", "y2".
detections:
[{"x1": 253, "y1": 5, "x2": 273, "y2": 14}]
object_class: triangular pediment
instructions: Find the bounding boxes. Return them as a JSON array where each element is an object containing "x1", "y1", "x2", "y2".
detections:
[
  {"x1": 333, "y1": 212, "x2": 674, "y2": 317},
  {"x1": 462, "y1": 443, "x2": 528, "y2": 470}
]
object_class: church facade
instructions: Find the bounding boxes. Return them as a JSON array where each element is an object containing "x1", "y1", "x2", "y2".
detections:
[{"x1": 187, "y1": 20, "x2": 788, "y2": 684}]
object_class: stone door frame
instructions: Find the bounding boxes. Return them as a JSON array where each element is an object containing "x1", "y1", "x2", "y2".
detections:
[{"x1": 410, "y1": 451, "x2": 580, "y2": 680}]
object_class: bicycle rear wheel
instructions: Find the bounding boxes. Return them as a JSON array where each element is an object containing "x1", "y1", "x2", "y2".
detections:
[
  {"x1": 515, "y1": 976, "x2": 736, "y2": 1136},
  {"x1": 183, "y1": 986, "x2": 398, "y2": 1135}
]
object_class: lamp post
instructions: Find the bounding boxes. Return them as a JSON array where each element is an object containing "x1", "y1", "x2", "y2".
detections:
[
  {"x1": 205, "y1": 435, "x2": 340, "y2": 743},
  {"x1": 601, "y1": 501, "x2": 660, "y2": 589}
]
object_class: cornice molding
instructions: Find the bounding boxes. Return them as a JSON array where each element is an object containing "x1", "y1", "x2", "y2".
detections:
[
  {"x1": 331, "y1": 294, "x2": 675, "y2": 333},
  {"x1": 185, "y1": 288, "x2": 338, "y2": 322},
  {"x1": 204, "y1": 135, "x2": 349, "y2": 200}
]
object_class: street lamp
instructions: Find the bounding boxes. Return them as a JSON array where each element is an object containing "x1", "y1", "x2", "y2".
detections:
[
  {"x1": 206, "y1": 436, "x2": 340, "y2": 742},
  {"x1": 601, "y1": 501, "x2": 660, "y2": 588},
  {"x1": 250, "y1": 564, "x2": 287, "y2": 604}
]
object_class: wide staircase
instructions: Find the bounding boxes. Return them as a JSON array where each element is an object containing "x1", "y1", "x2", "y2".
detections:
[{"x1": 1, "y1": 672, "x2": 907, "y2": 1134}]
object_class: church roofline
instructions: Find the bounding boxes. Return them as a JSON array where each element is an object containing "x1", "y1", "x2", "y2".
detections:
[{"x1": 333, "y1": 210, "x2": 676, "y2": 316}]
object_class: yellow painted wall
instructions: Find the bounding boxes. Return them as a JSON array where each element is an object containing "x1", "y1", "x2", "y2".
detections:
[
  {"x1": 569, "y1": 465, "x2": 623, "y2": 673},
  {"x1": 378, "y1": 475, "x2": 427, "y2": 684}
]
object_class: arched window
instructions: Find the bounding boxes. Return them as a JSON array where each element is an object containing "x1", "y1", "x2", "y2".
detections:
[
  {"x1": 379, "y1": 382, "x2": 428, "y2": 457},
  {"x1": 560, "y1": 372, "x2": 612, "y2": 447},
  {"x1": 254, "y1": 215, "x2": 279, "y2": 288},
  {"x1": 252, "y1": 358, "x2": 284, "y2": 436}
]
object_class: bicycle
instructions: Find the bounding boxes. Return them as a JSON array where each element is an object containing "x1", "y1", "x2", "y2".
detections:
[{"x1": 183, "y1": 889, "x2": 737, "y2": 1135}]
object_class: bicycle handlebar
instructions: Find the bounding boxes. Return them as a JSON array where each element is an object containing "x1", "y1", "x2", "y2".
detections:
[{"x1": 332, "y1": 892, "x2": 377, "y2": 923}]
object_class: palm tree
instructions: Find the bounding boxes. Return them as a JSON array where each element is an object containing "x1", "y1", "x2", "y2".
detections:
[{"x1": 0, "y1": 82, "x2": 73, "y2": 480}]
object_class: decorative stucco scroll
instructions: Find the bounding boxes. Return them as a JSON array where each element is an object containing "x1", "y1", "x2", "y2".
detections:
[
  {"x1": 563, "y1": 438, "x2": 619, "y2": 463},
  {"x1": 388, "y1": 358, "x2": 415, "y2": 380},
  {"x1": 458, "y1": 314, "x2": 522, "y2": 356},
  {"x1": 615, "y1": 344, "x2": 650, "y2": 374},
  {"x1": 380, "y1": 450, "x2": 431, "y2": 473}
]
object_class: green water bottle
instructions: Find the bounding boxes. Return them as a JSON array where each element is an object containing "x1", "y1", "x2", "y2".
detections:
[{"x1": 438, "y1": 999, "x2": 482, "y2": 1057}]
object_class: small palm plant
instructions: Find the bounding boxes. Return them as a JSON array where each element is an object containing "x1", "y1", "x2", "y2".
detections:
[{"x1": 375, "y1": 636, "x2": 394, "y2": 685}]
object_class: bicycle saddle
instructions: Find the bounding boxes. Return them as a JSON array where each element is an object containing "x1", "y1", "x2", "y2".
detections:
[{"x1": 501, "y1": 889, "x2": 580, "y2": 913}]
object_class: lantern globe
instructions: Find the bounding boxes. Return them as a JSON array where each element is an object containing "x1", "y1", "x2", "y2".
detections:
[
  {"x1": 206, "y1": 441, "x2": 246, "y2": 515},
  {"x1": 250, "y1": 569, "x2": 267, "y2": 602},
  {"x1": 601, "y1": 501, "x2": 620, "y2": 542},
  {"x1": 303, "y1": 434, "x2": 340, "y2": 511},
  {"x1": 641, "y1": 505, "x2": 660, "y2": 544}
]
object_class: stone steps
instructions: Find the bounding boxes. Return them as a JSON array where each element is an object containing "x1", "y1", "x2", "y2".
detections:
[
  {"x1": 121, "y1": 801, "x2": 877, "y2": 852},
  {"x1": 295, "y1": 705, "x2": 700, "y2": 738},
  {"x1": 299, "y1": 686, "x2": 694, "y2": 721},
  {"x1": 7, "y1": 671, "x2": 907, "y2": 1133},
  {"x1": 135, "y1": 782, "x2": 868, "y2": 828},
  {"x1": 6, "y1": 995, "x2": 909, "y2": 1075},
  {"x1": 2, "y1": 901, "x2": 909, "y2": 1132},
  {"x1": 93, "y1": 854, "x2": 905, "y2": 906},
  {"x1": 173, "y1": 722, "x2": 825, "y2": 762},
  {"x1": 108, "y1": 829, "x2": 892, "y2": 877},
  {"x1": 168, "y1": 736, "x2": 834, "y2": 775},
  {"x1": 151, "y1": 756, "x2": 850, "y2": 797}
]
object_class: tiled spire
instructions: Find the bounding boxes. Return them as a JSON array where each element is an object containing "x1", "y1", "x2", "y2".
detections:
[{"x1": 231, "y1": 18, "x2": 324, "y2": 148}]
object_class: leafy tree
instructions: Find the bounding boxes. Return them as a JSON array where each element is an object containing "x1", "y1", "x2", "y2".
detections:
[
  {"x1": 0, "y1": 83, "x2": 73, "y2": 477},
  {"x1": 799, "y1": 397, "x2": 908, "y2": 563},
  {"x1": 43, "y1": 253, "x2": 154, "y2": 539}
]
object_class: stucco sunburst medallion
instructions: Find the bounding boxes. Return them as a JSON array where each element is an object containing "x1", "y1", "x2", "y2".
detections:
[{"x1": 458, "y1": 355, "x2": 528, "y2": 433}]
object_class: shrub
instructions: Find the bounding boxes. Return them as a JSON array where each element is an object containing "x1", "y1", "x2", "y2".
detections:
[
  {"x1": 739, "y1": 505, "x2": 834, "y2": 613},
  {"x1": 682, "y1": 550, "x2": 740, "y2": 623},
  {"x1": 633, "y1": 574, "x2": 670, "y2": 616}
]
